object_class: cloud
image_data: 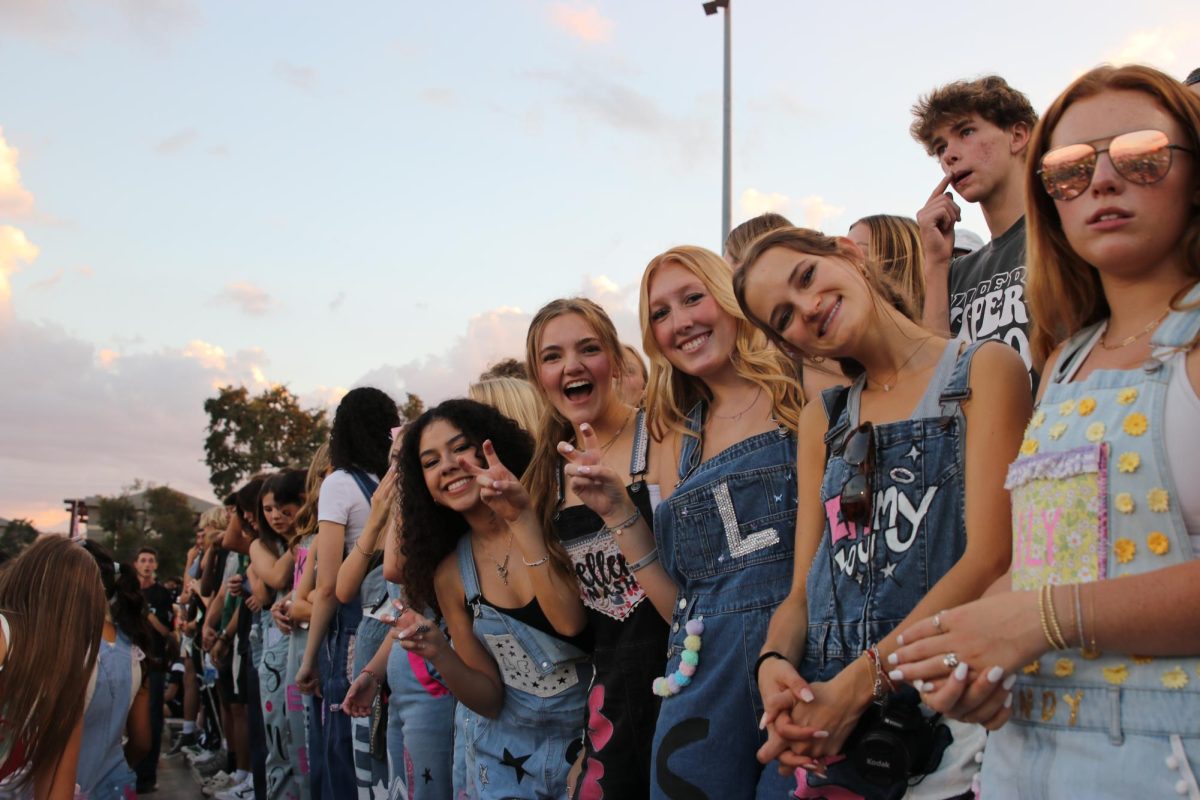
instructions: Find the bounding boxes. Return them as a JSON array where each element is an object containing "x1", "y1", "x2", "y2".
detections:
[
  {"x1": 0, "y1": 129, "x2": 35, "y2": 217},
  {"x1": 328, "y1": 291, "x2": 346, "y2": 312},
  {"x1": 29, "y1": 267, "x2": 63, "y2": 290},
  {"x1": 0, "y1": 0, "x2": 199, "y2": 40},
  {"x1": 207, "y1": 144, "x2": 230, "y2": 157},
  {"x1": 420, "y1": 87, "x2": 457, "y2": 107},
  {"x1": 275, "y1": 61, "x2": 318, "y2": 93},
  {"x1": 739, "y1": 188, "x2": 791, "y2": 219},
  {"x1": 0, "y1": 225, "x2": 40, "y2": 315},
  {"x1": 1105, "y1": 26, "x2": 1197, "y2": 70},
  {"x1": 154, "y1": 128, "x2": 197, "y2": 155},
  {"x1": 798, "y1": 195, "x2": 845, "y2": 231},
  {"x1": 212, "y1": 281, "x2": 274, "y2": 315},
  {"x1": 548, "y1": 4, "x2": 614, "y2": 43}
]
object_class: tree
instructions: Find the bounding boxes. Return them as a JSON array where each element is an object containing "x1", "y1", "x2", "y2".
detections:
[
  {"x1": 399, "y1": 392, "x2": 424, "y2": 424},
  {"x1": 204, "y1": 385, "x2": 330, "y2": 497},
  {"x1": 96, "y1": 482, "x2": 196, "y2": 578},
  {"x1": 0, "y1": 518, "x2": 39, "y2": 561}
]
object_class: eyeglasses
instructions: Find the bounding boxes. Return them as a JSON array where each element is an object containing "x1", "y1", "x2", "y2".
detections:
[
  {"x1": 1038, "y1": 129, "x2": 1194, "y2": 201},
  {"x1": 839, "y1": 422, "x2": 874, "y2": 528}
]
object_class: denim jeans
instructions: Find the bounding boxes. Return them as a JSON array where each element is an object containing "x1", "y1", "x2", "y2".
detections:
[{"x1": 321, "y1": 601, "x2": 363, "y2": 799}]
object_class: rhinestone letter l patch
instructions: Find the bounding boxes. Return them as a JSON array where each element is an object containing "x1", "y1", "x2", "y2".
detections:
[{"x1": 714, "y1": 482, "x2": 780, "y2": 558}]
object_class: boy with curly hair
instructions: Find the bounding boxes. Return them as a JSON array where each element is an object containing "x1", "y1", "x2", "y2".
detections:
[{"x1": 911, "y1": 75, "x2": 1037, "y2": 381}]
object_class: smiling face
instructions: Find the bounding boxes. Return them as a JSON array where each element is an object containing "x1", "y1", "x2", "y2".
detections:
[
  {"x1": 740, "y1": 245, "x2": 873, "y2": 358},
  {"x1": 1046, "y1": 90, "x2": 1195, "y2": 281},
  {"x1": 534, "y1": 312, "x2": 618, "y2": 427},
  {"x1": 646, "y1": 261, "x2": 738, "y2": 379},
  {"x1": 930, "y1": 113, "x2": 1026, "y2": 203},
  {"x1": 260, "y1": 491, "x2": 300, "y2": 536},
  {"x1": 419, "y1": 418, "x2": 484, "y2": 513}
]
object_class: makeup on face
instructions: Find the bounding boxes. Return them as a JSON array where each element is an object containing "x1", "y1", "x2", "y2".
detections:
[
  {"x1": 647, "y1": 262, "x2": 738, "y2": 378},
  {"x1": 536, "y1": 313, "x2": 616, "y2": 423},
  {"x1": 419, "y1": 419, "x2": 483, "y2": 510}
]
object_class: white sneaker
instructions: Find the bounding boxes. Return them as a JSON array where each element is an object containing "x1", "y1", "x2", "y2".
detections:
[
  {"x1": 214, "y1": 776, "x2": 256, "y2": 800},
  {"x1": 181, "y1": 743, "x2": 207, "y2": 761},
  {"x1": 200, "y1": 772, "x2": 235, "y2": 797},
  {"x1": 190, "y1": 747, "x2": 222, "y2": 766}
]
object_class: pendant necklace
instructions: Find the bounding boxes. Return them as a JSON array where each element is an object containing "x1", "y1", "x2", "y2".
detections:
[
  {"x1": 482, "y1": 531, "x2": 513, "y2": 585},
  {"x1": 709, "y1": 386, "x2": 763, "y2": 420},
  {"x1": 1099, "y1": 307, "x2": 1170, "y2": 350},
  {"x1": 598, "y1": 408, "x2": 634, "y2": 454},
  {"x1": 872, "y1": 337, "x2": 932, "y2": 393}
]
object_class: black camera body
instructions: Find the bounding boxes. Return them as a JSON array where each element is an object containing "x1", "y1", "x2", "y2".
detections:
[{"x1": 846, "y1": 693, "x2": 940, "y2": 786}]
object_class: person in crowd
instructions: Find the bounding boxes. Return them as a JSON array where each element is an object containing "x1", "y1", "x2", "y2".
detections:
[
  {"x1": 888, "y1": 63, "x2": 1200, "y2": 799},
  {"x1": 521, "y1": 297, "x2": 672, "y2": 799},
  {"x1": 911, "y1": 75, "x2": 1039, "y2": 381},
  {"x1": 734, "y1": 226, "x2": 1028, "y2": 797},
  {"x1": 723, "y1": 212, "x2": 794, "y2": 267},
  {"x1": 847, "y1": 214, "x2": 927, "y2": 313},
  {"x1": 133, "y1": 545, "x2": 175, "y2": 793},
  {"x1": 629, "y1": 245, "x2": 805, "y2": 798},
  {"x1": 76, "y1": 541, "x2": 154, "y2": 800},
  {"x1": 468, "y1": 376, "x2": 545, "y2": 438},
  {"x1": 394, "y1": 399, "x2": 590, "y2": 799},
  {"x1": 296, "y1": 387, "x2": 399, "y2": 796},
  {"x1": 952, "y1": 229, "x2": 985, "y2": 258},
  {"x1": 169, "y1": 519, "x2": 210, "y2": 758},
  {"x1": 0, "y1": 535, "x2": 105, "y2": 799},
  {"x1": 478, "y1": 357, "x2": 529, "y2": 382},
  {"x1": 619, "y1": 343, "x2": 650, "y2": 406},
  {"x1": 1185, "y1": 67, "x2": 1200, "y2": 96}
]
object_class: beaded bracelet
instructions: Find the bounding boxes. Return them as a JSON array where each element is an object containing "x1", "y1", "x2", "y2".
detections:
[
  {"x1": 604, "y1": 508, "x2": 641, "y2": 536},
  {"x1": 653, "y1": 618, "x2": 705, "y2": 698},
  {"x1": 1045, "y1": 585, "x2": 1070, "y2": 650}
]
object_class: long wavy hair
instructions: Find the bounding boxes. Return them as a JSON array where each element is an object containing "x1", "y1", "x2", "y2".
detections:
[
  {"x1": 0, "y1": 536, "x2": 105, "y2": 791},
  {"x1": 1025, "y1": 64, "x2": 1200, "y2": 365},
  {"x1": 330, "y1": 387, "x2": 400, "y2": 477},
  {"x1": 734, "y1": 227, "x2": 915, "y2": 380},
  {"x1": 523, "y1": 298, "x2": 627, "y2": 544},
  {"x1": 82, "y1": 539, "x2": 157, "y2": 667},
  {"x1": 398, "y1": 400, "x2": 536, "y2": 617},
  {"x1": 640, "y1": 245, "x2": 806, "y2": 441},
  {"x1": 292, "y1": 442, "x2": 331, "y2": 549},
  {"x1": 850, "y1": 215, "x2": 926, "y2": 313}
]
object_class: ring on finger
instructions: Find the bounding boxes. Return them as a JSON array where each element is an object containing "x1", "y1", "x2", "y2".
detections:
[
  {"x1": 415, "y1": 624, "x2": 431, "y2": 634},
  {"x1": 943, "y1": 652, "x2": 960, "y2": 669}
]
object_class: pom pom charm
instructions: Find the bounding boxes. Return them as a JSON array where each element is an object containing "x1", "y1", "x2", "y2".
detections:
[{"x1": 650, "y1": 616, "x2": 705, "y2": 698}]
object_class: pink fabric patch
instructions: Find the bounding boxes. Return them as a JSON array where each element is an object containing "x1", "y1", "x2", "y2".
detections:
[
  {"x1": 407, "y1": 651, "x2": 451, "y2": 698},
  {"x1": 287, "y1": 684, "x2": 303, "y2": 712},
  {"x1": 825, "y1": 495, "x2": 868, "y2": 546}
]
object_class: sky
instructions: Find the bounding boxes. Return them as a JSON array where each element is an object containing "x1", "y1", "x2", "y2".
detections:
[{"x1": 1, "y1": 0, "x2": 1197, "y2": 529}]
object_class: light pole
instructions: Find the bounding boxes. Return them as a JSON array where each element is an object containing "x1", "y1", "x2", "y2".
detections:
[{"x1": 703, "y1": 0, "x2": 731, "y2": 246}]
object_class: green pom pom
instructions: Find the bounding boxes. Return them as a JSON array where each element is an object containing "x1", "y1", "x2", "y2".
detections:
[{"x1": 681, "y1": 649, "x2": 699, "y2": 667}]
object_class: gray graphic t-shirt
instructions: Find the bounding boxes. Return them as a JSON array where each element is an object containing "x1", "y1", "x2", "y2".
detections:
[{"x1": 948, "y1": 216, "x2": 1033, "y2": 381}]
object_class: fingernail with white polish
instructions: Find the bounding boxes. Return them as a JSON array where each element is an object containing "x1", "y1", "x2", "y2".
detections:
[
  {"x1": 954, "y1": 662, "x2": 969, "y2": 681},
  {"x1": 887, "y1": 652, "x2": 898, "y2": 665},
  {"x1": 897, "y1": 634, "x2": 905, "y2": 645},
  {"x1": 1004, "y1": 692, "x2": 1014, "y2": 708},
  {"x1": 888, "y1": 669, "x2": 904, "y2": 682},
  {"x1": 758, "y1": 712, "x2": 769, "y2": 730},
  {"x1": 913, "y1": 679, "x2": 925, "y2": 692},
  {"x1": 1003, "y1": 673, "x2": 1018, "y2": 691},
  {"x1": 813, "y1": 730, "x2": 830, "y2": 739},
  {"x1": 987, "y1": 666, "x2": 1004, "y2": 683},
  {"x1": 800, "y1": 688, "x2": 815, "y2": 703}
]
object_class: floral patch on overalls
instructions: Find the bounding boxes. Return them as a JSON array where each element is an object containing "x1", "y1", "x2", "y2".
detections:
[
  {"x1": 1006, "y1": 443, "x2": 1108, "y2": 588},
  {"x1": 483, "y1": 633, "x2": 580, "y2": 698},
  {"x1": 565, "y1": 530, "x2": 647, "y2": 621}
]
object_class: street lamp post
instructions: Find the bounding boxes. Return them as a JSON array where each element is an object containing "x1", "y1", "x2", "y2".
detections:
[{"x1": 703, "y1": 0, "x2": 731, "y2": 246}]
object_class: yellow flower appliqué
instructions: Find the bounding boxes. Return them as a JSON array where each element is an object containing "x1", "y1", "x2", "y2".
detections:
[
  {"x1": 1077, "y1": 397, "x2": 1097, "y2": 416},
  {"x1": 1117, "y1": 387, "x2": 1139, "y2": 405},
  {"x1": 1123, "y1": 412, "x2": 1148, "y2": 436},
  {"x1": 1147, "y1": 488, "x2": 1170, "y2": 513},
  {"x1": 1049, "y1": 422, "x2": 1068, "y2": 441},
  {"x1": 1022, "y1": 661, "x2": 1041, "y2": 675},
  {"x1": 1147, "y1": 532, "x2": 1170, "y2": 555},
  {"x1": 1059, "y1": 399, "x2": 1076, "y2": 416},
  {"x1": 1117, "y1": 452, "x2": 1140, "y2": 473},
  {"x1": 1132, "y1": 655, "x2": 1154, "y2": 665},
  {"x1": 1020, "y1": 438, "x2": 1039, "y2": 456},
  {"x1": 1029, "y1": 410, "x2": 1046, "y2": 431},
  {"x1": 1114, "y1": 494, "x2": 1135, "y2": 515},
  {"x1": 1102, "y1": 664, "x2": 1129, "y2": 685},
  {"x1": 1162, "y1": 667, "x2": 1190, "y2": 690},
  {"x1": 1085, "y1": 422, "x2": 1107, "y2": 442},
  {"x1": 1114, "y1": 537, "x2": 1136, "y2": 563},
  {"x1": 1054, "y1": 658, "x2": 1075, "y2": 677}
]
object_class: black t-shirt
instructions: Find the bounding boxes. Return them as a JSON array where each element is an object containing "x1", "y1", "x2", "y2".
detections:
[
  {"x1": 141, "y1": 581, "x2": 175, "y2": 660},
  {"x1": 948, "y1": 216, "x2": 1035, "y2": 384}
]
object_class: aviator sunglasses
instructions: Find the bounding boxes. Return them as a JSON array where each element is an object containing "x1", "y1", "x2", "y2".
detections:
[
  {"x1": 839, "y1": 422, "x2": 875, "y2": 528},
  {"x1": 1038, "y1": 129, "x2": 1194, "y2": 201}
]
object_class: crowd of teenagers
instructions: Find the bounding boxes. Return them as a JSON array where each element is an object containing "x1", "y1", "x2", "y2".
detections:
[{"x1": 2, "y1": 62, "x2": 1200, "y2": 800}]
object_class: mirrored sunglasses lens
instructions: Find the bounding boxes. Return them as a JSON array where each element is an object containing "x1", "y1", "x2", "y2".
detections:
[
  {"x1": 841, "y1": 475, "x2": 871, "y2": 524},
  {"x1": 1041, "y1": 143, "x2": 1096, "y2": 200},
  {"x1": 1111, "y1": 130, "x2": 1172, "y2": 185}
]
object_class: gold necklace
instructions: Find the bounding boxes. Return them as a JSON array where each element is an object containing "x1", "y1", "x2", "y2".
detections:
[
  {"x1": 480, "y1": 531, "x2": 513, "y2": 585},
  {"x1": 709, "y1": 386, "x2": 763, "y2": 420},
  {"x1": 1099, "y1": 308, "x2": 1170, "y2": 350},
  {"x1": 597, "y1": 408, "x2": 634, "y2": 454},
  {"x1": 870, "y1": 337, "x2": 932, "y2": 393}
]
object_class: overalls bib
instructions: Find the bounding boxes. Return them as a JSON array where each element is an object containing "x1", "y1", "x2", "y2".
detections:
[
  {"x1": 982, "y1": 285, "x2": 1200, "y2": 799},
  {"x1": 455, "y1": 534, "x2": 591, "y2": 800},
  {"x1": 287, "y1": 533, "x2": 319, "y2": 800},
  {"x1": 77, "y1": 630, "x2": 139, "y2": 800},
  {"x1": 650, "y1": 403, "x2": 797, "y2": 800}
]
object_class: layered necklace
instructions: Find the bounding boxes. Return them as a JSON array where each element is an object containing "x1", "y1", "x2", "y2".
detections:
[
  {"x1": 1099, "y1": 307, "x2": 1171, "y2": 350},
  {"x1": 597, "y1": 408, "x2": 634, "y2": 454},
  {"x1": 480, "y1": 531, "x2": 514, "y2": 585},
  {"x1": 709, "y1": 386, "x2": 762, "y2": 421}
]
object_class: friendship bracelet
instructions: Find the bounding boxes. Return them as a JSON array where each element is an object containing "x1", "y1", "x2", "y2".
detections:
[
  {"x1": 1045, "y1": 585, "x2": 1070, "y2": 650},
  {"x1": 1037, "y1": 586, "x2": 1060, "y2": 651},
  {"x1": 522, "y1": 554, "x2": 550, "y2": 568},
  {"x1": 864, "y1": 645, "x2": 894, "y2": 699},
  {"x1": 354, "y1": 540, "x2": 373, "y2": 558},
  {"x1": 360, "y1": 668, "x2": 379, "y2": 684},
  {"x1": 1072, "y1": 583, "x2": 1087, "y2": 654},
  {"x1": 754, "y1": 651, "x2": 789, "y2": 685},
  {"x1": 603, "y1": 508, "x2": 641, "y2": 536},
  {"x1": 628, "y1": 548, "x2": 659, "y2": 573}
]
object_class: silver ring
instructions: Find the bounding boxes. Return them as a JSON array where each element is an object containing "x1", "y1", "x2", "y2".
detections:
[
  {"x1": 943, "y1": 652, "x2": 959, "y2": 669},
  {"x1": 415, "y1": 624, "x2": 431, "y2": 634},
  {"x1": 932, "y1": 613, "x2": 944, "y2": 633}
]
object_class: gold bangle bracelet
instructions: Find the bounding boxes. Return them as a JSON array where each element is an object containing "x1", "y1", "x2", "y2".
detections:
[
  {"x1": 1045, "y1": 585, "x2": 1070, "y2": 650},
  {"x1": 1037, "y1": 585, "x2": 1060, "y2": 651}
]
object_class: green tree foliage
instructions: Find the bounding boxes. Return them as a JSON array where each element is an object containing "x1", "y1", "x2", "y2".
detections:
[
  {"x1": 399, "y1": 392, "x2": 424, "y2": 424},
  {"x1": 96, "y1": 483, "x2": 196, "y2": 579},
  {"x1": 204, "y1": 385, "x2": 330, "y2": 497},
  {"x1": 0, "y1": 518, "x2": 39, "y2": 560}
]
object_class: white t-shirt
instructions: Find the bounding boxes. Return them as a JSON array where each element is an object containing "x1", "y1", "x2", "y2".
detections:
[{"x1": 318, "y1": 469, "x2": 377, "y2": 552}]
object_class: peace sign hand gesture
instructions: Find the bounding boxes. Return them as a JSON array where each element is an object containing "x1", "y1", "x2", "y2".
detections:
[
  {"x1": 458, "y1": 439, "x2": 531, "y2": 523},
  {"x1": 560, "y1": 422, "x2": 632, "y2": 522}
]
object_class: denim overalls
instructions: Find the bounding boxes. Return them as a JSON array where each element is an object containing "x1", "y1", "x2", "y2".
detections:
[
  {"x1": 454, "y1": 534, "x2": 591, "y2": 800},
  {"x1": 288, "y1": 534, "x2": 320, "y2": 800},
  {"x1": 257, "y1": 601, "x2": 299, "y2": 800},
  {"x1": 77, "y1": 630, "x2": 139, "y2": 800},
  {"x1": 800, "y1": 340, "x2": 987, "y2": 800},
  {"x1": 353, "y1": 561, "x2": 391, "y2": 796},
  {"x1": 650, "y1": 402, "x2": 797, "y2": 800},
  {"x1": 982, "y1": 287, "x2": 1200, "y2": 799},
  {"x1": 384, "y1": 581, "x2": 457, "y2": 800}
]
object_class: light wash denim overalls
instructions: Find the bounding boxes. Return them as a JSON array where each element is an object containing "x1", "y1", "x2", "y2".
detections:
[
  {"x1": 384, "y1": 581, "x2": 456, "y2": 800},
  {"x1": 287, "y1": 534, "x2": 320, "y2": 800},
  {"x1": 799, "y1": 341, "x2": 987, "y2": 799},
  {"x1": 76, "y1": 630, "x2": 139, "y2": 800},
  {"x1": 650, "y1": 402, "x2": 797, "y2": 799},
  {"x1": 353, "y1": 561, "x2": 391, "y2": 796},
  {"x1": 258, "y1": 602, "x2": 300, "y2": 800},
  {"x1": 454, "y1": 534, "x2": 591, "y2": 800},
  {"x1": 982, "y1": 286, "x2": 1200, "y2": 799}
]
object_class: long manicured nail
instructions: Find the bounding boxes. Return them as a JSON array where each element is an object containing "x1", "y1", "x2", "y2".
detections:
[
  {"x1": 1004, "y1": 693, "x2": 1014, "y2": 709},
  {"x1": 577, "y1": 466, "x2": 591, "y2": 475},
  {"x1": 913, "y1": 679, "x2": 926, "y2": 692},
  {"x1": 888, "y1": 669, "x2": 904, "y2": 682},
  {"x1": 800, "y1": 688, "x2": 815, "y2": 703},
  {"x1": 559, "y1": 443, "x2": 575, "y2": 453},
  {"x1": 897, "y1": 634, "x2": 905, "y2": 646},
  {"x1": 813, "y1": 730, "x2": 830, "y2": 739},
  {"x1": 986, "y1": 666, "x2": 1004, "y2": 684},
  {"x1": 954, "y1": 662, "x2": 969, "y2": 681},
  {"x1": 580, "y1": 423, "x2": 592, "y2": 433},
  {"x1": 1003, "y1": 673, "x2": 1018, "y2": 691},
  {"x1": 758, "y1": 711, "x2": 769, "y2": 730},
  {"x1": 887, "y1": 652, "x2": 899, "y2": 665}
]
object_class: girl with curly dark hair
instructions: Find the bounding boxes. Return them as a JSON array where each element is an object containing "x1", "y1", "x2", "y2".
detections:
[
  {"x1": 75, "y1": 541, "x2": 154, "y2": 800},
  {"x1": 394, "y1": 399, "x2": 590, "y2": 799},
  {"x1": 296, "y1": 386, "x2": 398, "y2": 795}
]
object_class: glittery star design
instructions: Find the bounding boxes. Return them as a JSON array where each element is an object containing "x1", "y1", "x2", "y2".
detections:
[
  {"x1": 500, "y1": 749, "x2": 532, "y2": 784},
  {"x1": 479, "y1": 765, "x2": 489, "y2": 785},
  {"x1": 422, "y1": 768, "x2": 433, "y2": 784},
  {"x1": 905, "y1": 445, "x2": 921, "y2": 461},
  {"x1": 881, "y1": 561, "x2": 897, "y2": 580}
]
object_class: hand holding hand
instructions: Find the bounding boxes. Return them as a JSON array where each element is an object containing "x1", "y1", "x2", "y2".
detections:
[
  {"x1": 226, "y1": 574, "x2": 244, "y2": 597},
  {"x1": 270, "y1": 599, "x2": 293, "y2": 635},
  {"x1": 340, "y1": 671, "x2": 381, "y2": 717}
]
